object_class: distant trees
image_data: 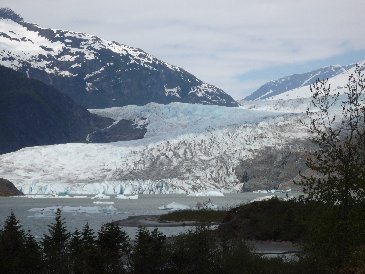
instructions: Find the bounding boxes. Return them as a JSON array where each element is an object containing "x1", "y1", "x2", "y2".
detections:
[
  {"x1": 0, "y1": 209, "x2": 306, "y2": 274},
  {"x1": 298, "y1": 64, "x2": 365, "y2": 271}
]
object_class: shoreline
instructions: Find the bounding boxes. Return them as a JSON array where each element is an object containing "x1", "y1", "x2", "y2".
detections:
[{"x1": 113, "y1": 214, "x2": 220, "y2": 227}]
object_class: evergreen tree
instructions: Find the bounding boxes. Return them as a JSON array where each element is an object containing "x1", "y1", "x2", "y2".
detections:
[
  {"x1": 169, "y1": 225, "x2": 218, "y2": 274},
  {"x1": 23, "y1": 231, "x2": 43, "y2": 273},
  {"x1": 81, "y1": 222, "x2": 96, "y2": 246},
  {"x1": 0, "y1": 211, "x2": 27, "y2": 273},
  {"x1": 69, "y1": 229, "x2": 83, "y2": 273},
  {"x1": 70, "y1": 223, "x2": 100, "y2": 273},
  {"x1": 97, "y1": 222, "x2": 131, "y2": 273},
  {"x1": 131, "y1": 227, "x2": 168, "y2": 274},
  {"x1": 42, "y1": 208, "x2": 70, "y2": 273},
  {"x1": 81, "y1": 223, "x2": 101, "y2": 273}
]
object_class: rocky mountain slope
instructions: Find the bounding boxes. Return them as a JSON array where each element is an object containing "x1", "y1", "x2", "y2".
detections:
[
  {"x1": 234, "y1": 139, "x2": 314, "y2": 191},
  {"x1": 0, "y1": 65, "x2": 152, "y2": 154},
  {"x1": 0, "y1": 8, "x2": 238, "y2": 108},
  {"x1": 0, "y1": 65, "x2": 114, "y2": 154},
  {"x1": 0, "y1": 178, "x2": 23, "y2": 196}
]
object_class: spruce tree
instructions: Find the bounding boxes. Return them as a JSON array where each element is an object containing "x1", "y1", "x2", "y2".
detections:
[
  {"x1": 0, "y1": 211, "x2": 27, "y2": 273},
  {"x1": 97, "y1": 222, "x2": 131, "y2": 273},
  {"x1": 131, "y1": 227, "x2": 167, "y2": 274},
  {"x1": 169, "y1": 225, "x2": 217, "y2": 274},
  {"x1": 42, "y1": 208, "x2": 70, "y2": 273},
  {"x1": 80, "y1": 223, "x2": 100, "y2": 273},
  {"x1": 70, "y1": 224, "x2": 99, "y2": 273},
  {"x1": 69, "y1": 229, "x2": 83, "y2": 273},
  {"x1": 23, "y1": 231, "x2": 43, "y2": 273}
]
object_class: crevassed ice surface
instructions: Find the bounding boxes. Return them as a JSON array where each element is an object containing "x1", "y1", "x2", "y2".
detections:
[{"x1": 0, "y1": 103, "x2": 307, "y2": 194}]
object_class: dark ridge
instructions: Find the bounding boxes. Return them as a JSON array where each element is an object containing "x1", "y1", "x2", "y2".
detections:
[
  {"x1": 0, "y1": 178, "x2": 23, "y2": 196},
  {"x1": 0, "y1": 8, "x2": 23, "y2": 22},
  {"x1": 0, "y1": 65, "x2": 114, "y2": 154},
  {"x1": 0, "y1": 12, "x2": 238, "y2": 108}
]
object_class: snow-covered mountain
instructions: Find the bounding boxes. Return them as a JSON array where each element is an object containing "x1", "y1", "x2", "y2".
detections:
[
  {"x1": 244, "y1": 63, "x2": 360, "y2": 101},
  {"x1": 0, "y1": 103, "x2": 307, "y2": 195},
  {"x1": 0, "y1": 8, "x2": 238, "y2": 108},
  {"x1": 240, "y1": 59, "x2": 365, "y2": 108}
]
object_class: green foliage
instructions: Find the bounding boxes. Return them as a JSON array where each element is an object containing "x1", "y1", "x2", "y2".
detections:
[
  {"x1": 0, "y1": 211, "x2": 42, "y2": 273},
  {"x1": 23, "y1": 231, "x2": 43, "y2": 273},
  {"x1": 300, "y1": 65, "x2": 365, "y2": 205},
  {"x1": 0, "y1": 209, "x2": 322, "y2": 274},
  {"x1": 131, "y1": 227, "x2": 168, "y2": 274},
  {"x1": 221, "y1": 198, "x2": 305, "y2": 241},
  {"x1": 0, "y1": 211, "x2": 27, "y2": 273},
  {"x1": 298, "y1": 201, "x2": 365, "y2": 273},
  {"x1": 73, "y1": 223, "x2": 101, "y2": 273},
  {"x1": 42, "y1": 208, "x2": 71, "y2": 273},
  {"x1": 297, "y1": 64, "x2": 365, "y2": 272},
  {"x1": 159, "y1": 209, "x2": 227, "y2": 223},
  {"x1": 97, "y1": 222, "x2": 131, "y2": 273},
  {"x1": 168, "y1": 225, "x2": 218, "y2": 274}
]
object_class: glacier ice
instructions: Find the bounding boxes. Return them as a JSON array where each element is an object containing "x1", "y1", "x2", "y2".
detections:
[
  {"x1": 187, "y1": 190, "x2": 224, "y2": 197},
  {"x1": 0, "y1": 102, "x2": 308, "y2": 195},
  {"x1": 158, "y1": 202, "x2": 190, "y2": 211}
]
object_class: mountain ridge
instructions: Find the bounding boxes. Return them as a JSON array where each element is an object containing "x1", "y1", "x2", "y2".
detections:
[
  {"x1": 0, "y1": 8, "x2": 238, "y2": 108},
  {"x1": 245, "y1": 63, "x2": 355, "y2": 101},
  {"x1": 0, "y1": 65, "x2": 115, "y2": 154}
]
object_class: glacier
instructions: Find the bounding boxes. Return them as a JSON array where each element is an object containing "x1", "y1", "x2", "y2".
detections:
[
  {"x1": 0, "y1": 102, "x2": 308, "y2": 195},
  {"x1": 4, "y1": 60, "x2": 360, "y2": 195}
]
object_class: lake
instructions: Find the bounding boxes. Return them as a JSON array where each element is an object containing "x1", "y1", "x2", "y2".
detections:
[{"x1": 0, "y1": 192, "x2": 299, "y2": 239}]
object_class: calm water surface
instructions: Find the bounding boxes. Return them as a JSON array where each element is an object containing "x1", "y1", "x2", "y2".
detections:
[{"x1": 0, "y1": 193, "x2": 299, "y2": 238}]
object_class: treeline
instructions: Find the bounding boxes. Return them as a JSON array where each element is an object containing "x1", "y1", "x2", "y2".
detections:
[
  {"x1": 0, "y1": 208, "x2": 310, "y2": 274},
  {"x1": 2, "y1": 199, "x2": 365, "y2": 273}
]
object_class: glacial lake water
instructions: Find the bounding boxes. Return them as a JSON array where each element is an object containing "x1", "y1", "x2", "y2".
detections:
[{"x1": 0, "y1": 192, "x2": 300, "y2": 239}]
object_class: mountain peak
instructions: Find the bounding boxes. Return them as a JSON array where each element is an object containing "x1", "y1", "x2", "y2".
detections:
[
  {"x1": 0, "y1": 8, "x2": 23, "y2": 22},
  {"x1": 244, "y1": 63, "x2": 354, "y2": 101},
  {"x1": 0, "y1": 13, "x2": 238, "y2": 108}
]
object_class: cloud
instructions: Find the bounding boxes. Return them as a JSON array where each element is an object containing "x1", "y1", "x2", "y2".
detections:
[{"x1": 2, "y1": 0, "x2": 365, "y2": 99}]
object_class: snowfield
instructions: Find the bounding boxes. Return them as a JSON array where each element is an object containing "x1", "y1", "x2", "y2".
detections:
[
  {"x1": 262, "y1": 60, "x2": 365, "y2": 101},
  {"x1": 0, "y1": 103, "x2": 307, "y2": 195}
]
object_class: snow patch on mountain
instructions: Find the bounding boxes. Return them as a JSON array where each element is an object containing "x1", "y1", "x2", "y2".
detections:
[
  {"x1": 164, "y1": 86, "x2": 181, "y2": 98},
  {"x1": 245, "y1": 63, "x2": 361, "y2": 101},
  {"x1": 0, "y1": 19, "x2": 64, "y2": 72},
  {"x1": 0, "y1": 14, "x2": 238, "y2": 107},
  {"x1": 264, "y1": 61, "x2": 365, "y2": 101}
]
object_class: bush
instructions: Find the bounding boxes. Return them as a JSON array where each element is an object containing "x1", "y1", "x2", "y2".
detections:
[{"x1": 220, "y1": 198, "x2": 305, "y2": 241}]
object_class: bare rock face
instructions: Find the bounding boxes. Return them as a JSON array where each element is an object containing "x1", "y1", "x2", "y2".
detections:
[
  {"x1": 234, "y1": 140, "x2": 314, "y2": 191},
  {"x1": 0, "y1": 178, "x2": 23, "y2": 196}
]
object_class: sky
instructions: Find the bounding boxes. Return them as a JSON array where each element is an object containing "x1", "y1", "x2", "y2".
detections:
[{"x1": 2, "y1": 0, "x2": 365, "y2": 99}]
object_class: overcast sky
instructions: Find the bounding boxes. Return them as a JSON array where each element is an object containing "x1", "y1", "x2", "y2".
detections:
[{"x1": 2, "y1": 0, "x2": 365, "y2": 99}]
